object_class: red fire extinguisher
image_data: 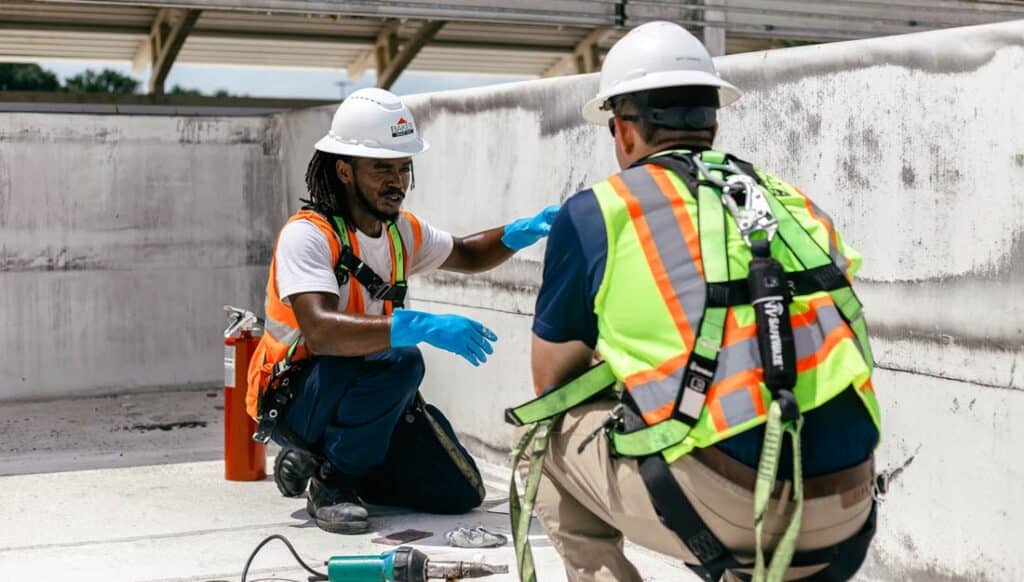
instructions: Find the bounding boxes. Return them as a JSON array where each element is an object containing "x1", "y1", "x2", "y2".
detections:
[{"x1": 223, "y1": 305, "x2": 266, "y2": 481}]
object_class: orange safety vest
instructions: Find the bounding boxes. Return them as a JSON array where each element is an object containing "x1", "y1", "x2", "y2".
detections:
[{"x1": 245, "y1": 209, "x2": 423, "y2": 419}]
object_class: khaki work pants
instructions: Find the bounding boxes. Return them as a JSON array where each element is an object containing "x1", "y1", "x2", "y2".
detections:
[{"x1": 522, "y1": 402, "x2": 874, "y2": 582}]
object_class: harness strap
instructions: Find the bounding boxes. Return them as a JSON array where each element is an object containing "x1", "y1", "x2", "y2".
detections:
[
  {"x1": 508, "y1": 419, "x2": 553, "y2": 582},
  {"x1": 331, "y1": 215, "x2": 408, "y2": 308},
  {"x1": 504, "y1": 362, "x2": 616, "y2": 426},
  {"x1": 753, "y1": 401, "x2": 804, "y2": 581},
  {"x1": 639, "y1": 453, "x2": 740, "y2": 582}
]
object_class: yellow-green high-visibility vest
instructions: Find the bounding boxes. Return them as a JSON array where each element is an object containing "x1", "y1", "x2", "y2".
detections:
[{"x1": 589, "y1": 149, "x2": 880, "y2": 462}]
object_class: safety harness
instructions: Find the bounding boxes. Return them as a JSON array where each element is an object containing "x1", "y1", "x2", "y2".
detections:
[
  {"x1": 506, "y1": 151, "x2": 875, "y2": 582},
  {"x1": 252, "y1": 211, "x2": 408, "y2": 445}
]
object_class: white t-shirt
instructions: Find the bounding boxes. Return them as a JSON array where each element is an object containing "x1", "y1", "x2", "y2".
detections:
[{"x1": 275, "y1": 213, "x2": 453, "y2": 315}]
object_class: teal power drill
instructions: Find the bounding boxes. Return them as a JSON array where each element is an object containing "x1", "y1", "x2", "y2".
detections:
[{"x1": 327, "y1": 546, "x2": 508, "y2": 581}]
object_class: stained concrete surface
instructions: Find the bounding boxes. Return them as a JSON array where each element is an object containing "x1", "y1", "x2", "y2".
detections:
[{"x1": 0, "y1": 389, "x2": 690, "y2": 581}]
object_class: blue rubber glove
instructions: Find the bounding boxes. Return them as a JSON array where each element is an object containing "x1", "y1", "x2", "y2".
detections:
[
  {"x1": 391, "y1": 309, "x2": 498, "y2": 367},
  {"x1": 501, "y1": 204, "x2": 561, "y2": 250}
]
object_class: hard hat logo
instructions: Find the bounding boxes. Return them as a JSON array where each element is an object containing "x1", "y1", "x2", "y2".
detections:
[{"x1": 391, "y1": 118, "x2": 414, "y2": 138}]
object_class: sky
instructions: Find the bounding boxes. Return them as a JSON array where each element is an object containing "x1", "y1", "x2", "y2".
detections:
[{"x1": 35, "y1": 59, "x2": 531, "y2": 99}]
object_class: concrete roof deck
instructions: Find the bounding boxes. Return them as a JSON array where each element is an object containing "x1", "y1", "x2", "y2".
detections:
[{"x1": 0, "y1": 387, "x2": 691, "y2": 581}]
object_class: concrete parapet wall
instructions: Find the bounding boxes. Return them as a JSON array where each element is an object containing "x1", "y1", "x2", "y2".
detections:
[
  {"x1": 1, "y1": 19, "x2": 1020, "y2": 580},
  {"x1": 0, "y1": 114, "x2": 286, "y2": 399},
  {"x1": 361, "y1": 21, "x2": 1022, "y2": 580}
]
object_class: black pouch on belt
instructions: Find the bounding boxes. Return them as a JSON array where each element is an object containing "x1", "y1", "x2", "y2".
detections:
[{"x1": 747, "y1": 240, "x2": 797, "y2": 392}]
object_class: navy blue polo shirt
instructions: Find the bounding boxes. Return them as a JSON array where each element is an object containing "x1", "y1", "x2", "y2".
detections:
[{"x1": 533, "y1": 189, "x2": 878, "y2": 477}]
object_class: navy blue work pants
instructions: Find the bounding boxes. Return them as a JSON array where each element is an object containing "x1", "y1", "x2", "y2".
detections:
[
  {"x1": 279, "y1": 347, "x2": 424, "y2": 477},
  {"x1": 274, "y1": 347, "x2": 483, "y2": 514}
]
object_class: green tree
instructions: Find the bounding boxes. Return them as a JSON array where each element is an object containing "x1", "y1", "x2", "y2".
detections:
[
  {"x1": 169, "y1": 84, "x2": 203, "y2": 96},
  {"x1": 169, "y1": 84, "x2": 234, "y2": 98},
  {"x1": 0, "y1": 63, "x2": 61, "y2": 91},
  {"x1": 63, "y1": 68, "x2": 139, "y2": 94}
]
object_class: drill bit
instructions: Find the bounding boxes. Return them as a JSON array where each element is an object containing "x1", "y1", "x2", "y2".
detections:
[{"x1": 426, "y1": 559, "x2": 509, "y2": 579}]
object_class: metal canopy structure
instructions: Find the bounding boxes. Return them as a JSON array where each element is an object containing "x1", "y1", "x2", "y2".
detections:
[{"x1": 2, "y1": 0, "x2": 1023, "y2": 94}]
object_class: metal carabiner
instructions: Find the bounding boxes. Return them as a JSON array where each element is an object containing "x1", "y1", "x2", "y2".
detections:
[
  {"x1": 691, "y1": 154, "x2": 779, "y2": 248},
  {"x1": 722, "y1": 173, "x2": 779, "y2": 247}
]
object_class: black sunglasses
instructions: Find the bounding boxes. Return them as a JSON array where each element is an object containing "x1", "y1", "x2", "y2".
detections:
[{"x1": 607, "y1": 114, "x2": 640, "y2": 137}]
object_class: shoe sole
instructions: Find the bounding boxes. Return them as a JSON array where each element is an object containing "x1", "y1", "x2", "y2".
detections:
[
  {"x1": 315, "y1": 517, "x2": 371, "y2": 535},
  {"x1": 274, "y1": 451, "x2": 312, "y2": 498}
]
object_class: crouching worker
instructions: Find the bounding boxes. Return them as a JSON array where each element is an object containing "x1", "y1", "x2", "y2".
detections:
[
  {"x1": 246, "y1": 88, "x2": 558, "y2": 534},
  {"x1": 507, "y1": 22, "x2": 880, "y2": 582}
]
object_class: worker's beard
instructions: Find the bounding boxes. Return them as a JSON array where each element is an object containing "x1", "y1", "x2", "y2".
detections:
[
  {"x1": 346, "y1": 180, "x2": 401, "y2": 221},
  {"x1": 353, "y1": 182, "x2": 402, "y2": 222}
]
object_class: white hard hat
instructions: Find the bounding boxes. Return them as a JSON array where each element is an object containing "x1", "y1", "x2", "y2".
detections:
[
  {"x1": 315, "y1": 88, "x2": 429, "y2": 159},
  {"x1": 582, "y1": 21, "x2": 741, "y2": 125}
]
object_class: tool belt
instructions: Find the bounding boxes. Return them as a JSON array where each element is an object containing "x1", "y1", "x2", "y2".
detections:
[{"x1": 252, "y1": 358, "x2": 313, "y2": 447}]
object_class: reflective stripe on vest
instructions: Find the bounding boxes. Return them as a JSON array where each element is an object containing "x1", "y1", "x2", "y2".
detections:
[{"x1": 590, "y1": 150, "x2": 879, "y2": 460}]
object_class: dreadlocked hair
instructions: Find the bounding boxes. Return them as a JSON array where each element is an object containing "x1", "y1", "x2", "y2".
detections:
[{"x1": 301, "y1": 149, "x2": 352, "y2": 218}]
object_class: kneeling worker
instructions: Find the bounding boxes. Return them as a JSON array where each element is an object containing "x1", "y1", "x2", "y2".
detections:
[
  {"x1": 247, "y1": 88, "x2": 557, "y2": 534},
  {"x1": 508, "y1": 22, "x2": 880, "y2": 582}
]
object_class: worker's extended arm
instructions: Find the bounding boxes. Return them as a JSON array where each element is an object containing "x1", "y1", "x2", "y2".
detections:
[
  {"x1": 291, "y1": 292, "x2": 497, "y2": 366},
  {"x1": 441, "y1": 205, "x2": 559, "y2": 273}
]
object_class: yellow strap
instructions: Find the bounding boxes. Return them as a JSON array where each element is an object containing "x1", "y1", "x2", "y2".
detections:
[
  {"x1": 753, "y1": 402, "x2": 804, "y2": 581},
  {"x1": 508, "y1": 420, "x2": 553, "y2": 582}
]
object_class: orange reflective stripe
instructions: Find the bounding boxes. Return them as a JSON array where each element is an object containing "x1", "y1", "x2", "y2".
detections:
[
  {"x1": 797, "y1": 324, "x2": 854, "y2": 373},
  {"x1": 609, "y1": 174, "x2": 697, "y2": 349},
  {"x1": 721, "y1": 295, "x2": 835, "y2": 349},
  {"x1": 707, "y1": 396, "x2": 729, "y2": 432},
  {"x1": 623, "y1": 352, "x2": 689, "y2": 387},
  {"x1": 707, "y1": 370, "x2": 764, "y2": 431},
  {"x1": 795, "y1": 187, "x2": 852, "y2": 277},
  {"x1": 797, "y1": 188, "x2": 839, "y2": 250},
  {"x1": 643, "y1": 402, "x2": 677, "y2": 426},
  {"x1": 648, "y1": 165, "x2": 704, "y2": 279}
]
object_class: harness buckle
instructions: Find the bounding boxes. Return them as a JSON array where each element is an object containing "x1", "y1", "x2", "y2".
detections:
[
  {"x1": 369, "y1": 282, "x2": 394, "y2": 300},
  {"x1": 576, "y1": 404, "x2": 624, "y2": 455},
  {"x1": 721, "y1": 174, "x2": 778, "y2": 247}
]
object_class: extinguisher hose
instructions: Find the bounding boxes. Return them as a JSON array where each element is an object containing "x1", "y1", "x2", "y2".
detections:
[{"x1": 240, "y1": 534, "x2": 328, "y2": 582}]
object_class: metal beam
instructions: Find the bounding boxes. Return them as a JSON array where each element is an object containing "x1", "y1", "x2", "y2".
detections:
[
  {"x1": 140, "y1": 8, "x2": 201, "y2": 95},
  {"x1": 542, "y1": 27, "x2": 613, "y2": 77},
  {"x1": 42, "y1": 0, "x2": 618, "y2": 27},
  {"x1": 373, "y1": 18, "x2": 401, "y2": 82},
  {"x1": 347, "y1": 47, "x2": 375, "y2": 80},
  {"x1": 376, "y1": 20, "x2": 445, "y2": 90}
]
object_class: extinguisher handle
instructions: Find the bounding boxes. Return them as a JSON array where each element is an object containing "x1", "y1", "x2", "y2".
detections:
[{"x1": 224, "y1": 305, "x2": 263, "y2": 338}]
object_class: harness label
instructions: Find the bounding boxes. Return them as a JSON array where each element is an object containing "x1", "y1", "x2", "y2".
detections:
[{"x1": 765, "y1": 300, "x2": 785, "y2": 369}]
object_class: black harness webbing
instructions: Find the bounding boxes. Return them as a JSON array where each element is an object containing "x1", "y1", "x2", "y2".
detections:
[
  {"x1": 311, "y1": 207, "x2": 408, "y2": 308},
  {"x1": 337, "y1": 245, "x2": 407, "y2": 305}
]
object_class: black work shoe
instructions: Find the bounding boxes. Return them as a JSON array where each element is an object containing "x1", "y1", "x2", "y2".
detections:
[
  {"x1": 273, "y1": 448, "x2": 318, "y2": 498},
  {"x1": 307, "y1": 476, "x2": 370, "y2": 534}
]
